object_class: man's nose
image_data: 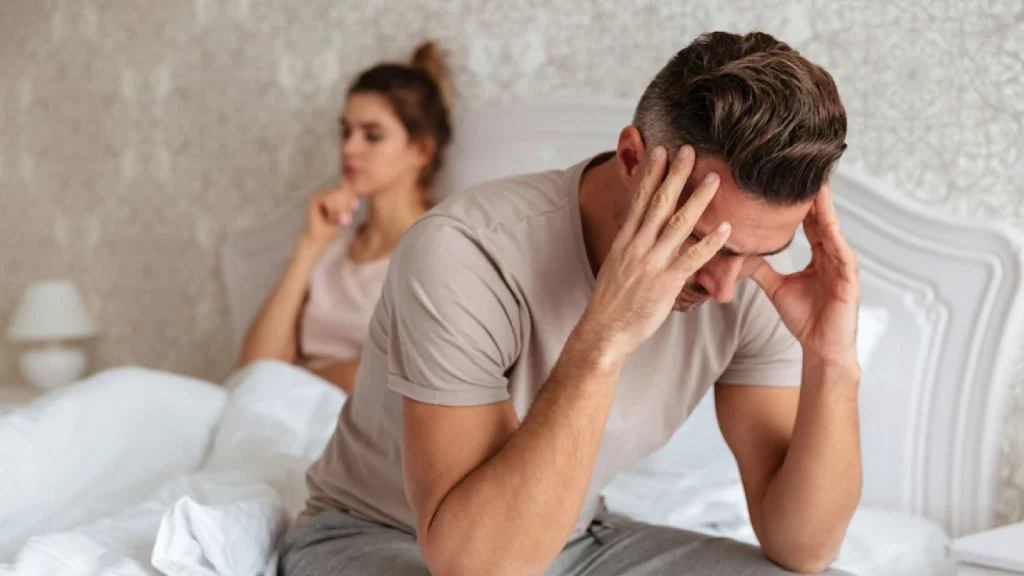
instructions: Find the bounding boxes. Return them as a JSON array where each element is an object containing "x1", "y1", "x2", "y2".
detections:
[{"x1": 697, "y1": 256, "x2": 745, "y2": 303}]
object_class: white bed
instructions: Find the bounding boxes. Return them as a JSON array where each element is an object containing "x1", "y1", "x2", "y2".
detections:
[
  {"x1": 222, "y1": 100, "x2": 1024, "y2": 574},
  {"x1": 3, "y1": 100, "x2": 1024, "y2": 576}
]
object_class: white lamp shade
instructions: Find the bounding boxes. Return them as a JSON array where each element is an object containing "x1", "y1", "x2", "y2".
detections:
[{"x1": 7, "y1": 280, "x2": 98, "y2": 342}]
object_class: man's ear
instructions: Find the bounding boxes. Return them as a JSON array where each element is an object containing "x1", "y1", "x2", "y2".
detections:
[{"x1": 615, "y1": 126, "x2": 647, "y2": 187}]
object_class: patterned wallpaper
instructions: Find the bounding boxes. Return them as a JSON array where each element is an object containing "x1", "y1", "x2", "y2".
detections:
[{"x1": 1, "y1": 0, "x2": 1021, "y2": 525}]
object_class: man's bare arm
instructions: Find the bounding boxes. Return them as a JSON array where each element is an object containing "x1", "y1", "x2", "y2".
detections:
[
  {"x1": 404, "y1": 334, "x2": 620, "y2": 576},
  {"x1": 727, "y1": 182, "x2": 864, "y2": 572},
  {"x1": 718, "y1": 370, "x2": 860, "y2": 573}
]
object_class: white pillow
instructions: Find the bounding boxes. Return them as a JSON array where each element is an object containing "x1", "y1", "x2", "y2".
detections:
[
  {"x1": 0, "y1": 367, "x2": 227, "y2": 560},
  {"x1": 211, "y1": 360, "x2": 344, "y2": 465},
  {"x1": 602, "y1": 305, "x2": 891, "y2": 529}
]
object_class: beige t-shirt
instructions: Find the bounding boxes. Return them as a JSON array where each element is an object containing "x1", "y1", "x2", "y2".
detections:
[
  {"x1": 300, "y1": 156, "x2": 802, "y2": 538},
  {"x1": 300, "y1": 227, "x2": 391, "y2": 369}
]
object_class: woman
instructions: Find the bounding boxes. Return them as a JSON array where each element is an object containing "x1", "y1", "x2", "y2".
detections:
[{"x1": 239, "y1": 41, "x2": 453, "y2": 394}]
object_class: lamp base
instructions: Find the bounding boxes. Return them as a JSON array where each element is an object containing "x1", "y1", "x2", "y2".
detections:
[{"x1": 20, "y1": 344, "x2": 87, "y2": 391}]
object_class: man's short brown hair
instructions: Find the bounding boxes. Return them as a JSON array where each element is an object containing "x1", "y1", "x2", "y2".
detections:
[{"x1": 634, "y1": 31, "x2": 847, "y2": 205}]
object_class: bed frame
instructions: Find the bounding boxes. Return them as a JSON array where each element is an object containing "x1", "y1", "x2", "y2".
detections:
[{"x1": 222, "y1": 100, "x2": 1024, "y2": 538}]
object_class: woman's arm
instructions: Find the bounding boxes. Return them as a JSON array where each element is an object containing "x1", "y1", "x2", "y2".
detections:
[
  {"x1": 310, "y1": 357, "x2": 360, "y2": 394},
  {"x1": 239, "y1": 236, "x2": 329, "y2": 365},
  {"x1": 239, "y1": 185, "x2": 359, "y2": 366}
]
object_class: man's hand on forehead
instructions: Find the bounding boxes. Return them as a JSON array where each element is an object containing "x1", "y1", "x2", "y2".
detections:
[{"x1": 578, "y1": 144, "x2": 731, "y2": 360}]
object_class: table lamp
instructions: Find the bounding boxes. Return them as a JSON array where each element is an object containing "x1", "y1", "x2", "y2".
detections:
[{"x1": 7, "y1": 279, "x2": 99, "y2": 390}]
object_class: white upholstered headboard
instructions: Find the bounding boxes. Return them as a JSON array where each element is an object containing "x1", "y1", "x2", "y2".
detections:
[{"x1": 222, "y1": 100, "x2": 1024, "y2": 538}]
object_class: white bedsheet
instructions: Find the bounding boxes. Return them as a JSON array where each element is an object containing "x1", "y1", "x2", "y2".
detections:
[
  {"x1": 0, "y1": 362, "x2": 341, "y2": 576},
  {"x1": 1, "y1": 362, "x2": 951, "y2": 575},
  {"x1": 0, "y1": 368, "x2": 227, "y2": 560},
  {"x1": 604, "y1": 473, "x2": 952, "y2": 576}
]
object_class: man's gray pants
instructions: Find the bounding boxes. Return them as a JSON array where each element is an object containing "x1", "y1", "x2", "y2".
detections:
[{"x1": 278, "y1": 510, "x2": 856, "y2": 575}]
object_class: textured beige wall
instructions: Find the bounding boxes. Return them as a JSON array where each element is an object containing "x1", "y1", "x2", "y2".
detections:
[{"x1": 1, "y1": 0, "x2": 1022, "y2": 523}]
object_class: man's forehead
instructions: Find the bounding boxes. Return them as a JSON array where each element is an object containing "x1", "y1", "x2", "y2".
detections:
[
  {"x1": 690, "y1": 186, "x2": 808, "y2": 257},
  {"x1": 673, "y1": 152, "x2": 811, "y2": 255},
  {"x1": 692, "y1": 218, "x2": 795, "y2": 257}
]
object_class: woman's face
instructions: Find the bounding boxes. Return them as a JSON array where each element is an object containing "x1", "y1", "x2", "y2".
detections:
[{"x1": 339, "y1": 92, "x2": 430, "y2": 196}]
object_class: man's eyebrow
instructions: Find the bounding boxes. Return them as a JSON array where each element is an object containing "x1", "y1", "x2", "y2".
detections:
[{"x1": 691, "y1": 231, "x2": 794, "y2": 257}]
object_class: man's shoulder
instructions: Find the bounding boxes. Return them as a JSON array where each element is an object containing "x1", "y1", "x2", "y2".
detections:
[
  {"x1": 430, "y1": 166, "x2": 576, "y2": 238},
  {"x1": 381, "y1": 166, "x2": 582, "y2": 312}
]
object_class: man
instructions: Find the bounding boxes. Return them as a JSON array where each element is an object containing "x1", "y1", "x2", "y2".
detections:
[{"x1": 282, "y1": 31, "x2": 861, "y2": 575}]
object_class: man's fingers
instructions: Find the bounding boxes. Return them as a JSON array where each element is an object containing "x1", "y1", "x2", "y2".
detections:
[
  {"x1": 803, "y1": 203, "x2": 822, "y2": 247},
  {"x1": 823, "y1": 221, "x2": 859, "y2": 284},
  {"x1": 810, "y1": 181, "x2": 857, "y2": 283},
  {"x1": 619, "y1": 146, "x2": 669, "y2": 240},
  {"x1": 653, "y1": 171, "x2": 720, "y2": 261},
  {"x1": 636, "y1": 146, "x2": 696, "y2": 244},
  {"x1": 814, "y1": 181, "x2": 840, "y2": 232},
  {"x1": 667, "y1": 222, "x2": 730, "y2": 279},
  {"x1": 750, "y1": 259, "x2": 786, "y2": 300}
]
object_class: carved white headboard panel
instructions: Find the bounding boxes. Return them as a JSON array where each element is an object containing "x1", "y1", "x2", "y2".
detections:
[
  {"x1": 793, "y1": 170, "x2": 1024, "y2": 537},
  {"x1": 222, "y1": 100, "x2": 1024, "y2": 538}
]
